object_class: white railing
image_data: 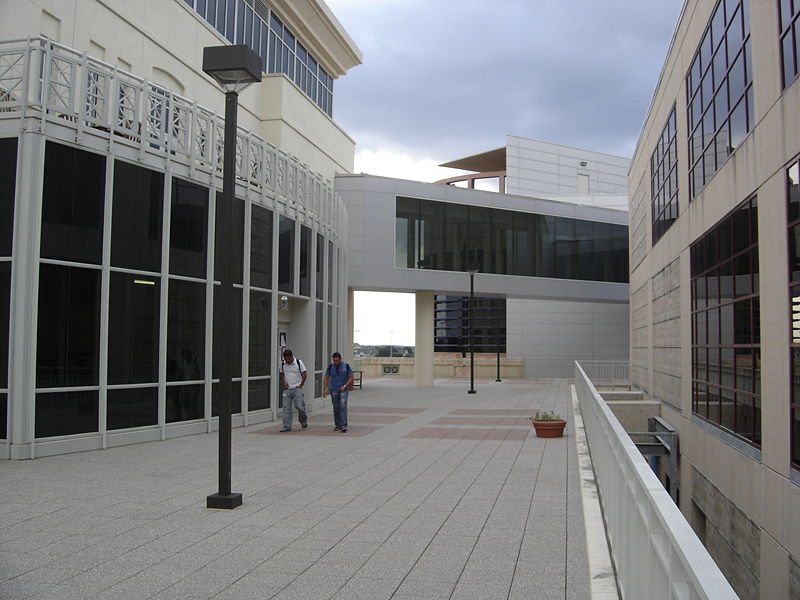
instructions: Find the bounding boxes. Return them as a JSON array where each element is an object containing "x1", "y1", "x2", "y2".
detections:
[
  {"x1": 577, "y1": 360, "x2": 629, "y2": 387},
  {"x1": 575, "y1": 362, "x2": 740, "y2": 600},
  {"x1": 0, "y1": 36, "x2": 346, "y2": 241}
]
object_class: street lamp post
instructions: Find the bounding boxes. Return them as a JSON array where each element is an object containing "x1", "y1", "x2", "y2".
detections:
[
  {"x1": 495, "y1": 302, "x2": 502, "y2": 382},
  {"x1": 203, "y1": 45, "x2": 262, "y2": 510},
  {"x1": 467, "y1": 265, "x2": 477, "y2": 395}
]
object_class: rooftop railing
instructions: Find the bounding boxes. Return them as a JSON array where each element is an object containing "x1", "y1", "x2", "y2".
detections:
[
  {"x1": 0, "y1": 36, "x2": 345, "y2": 241},
  {"x1": 575, "y1": 362, "x2": 740, "y2": 600}
]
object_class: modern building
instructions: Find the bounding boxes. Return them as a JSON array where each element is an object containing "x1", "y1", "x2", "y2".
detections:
[
  {"x1": 337, "y1": 171, "x2": 630, "y2": 381},
  {"x1": 0, "y1": 0, "x2": 361, "y2": 458},
  {"x1": 0, "y1": 0, "x2": 632, "y2": 461},
  {"x1": 629, "y1": 1, "x2": 800, "y2": 598}
]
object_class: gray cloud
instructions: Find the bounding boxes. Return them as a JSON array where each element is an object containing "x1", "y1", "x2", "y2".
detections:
[{"x1": 330, "y1": 0, "x2": 683, "y2": 161}]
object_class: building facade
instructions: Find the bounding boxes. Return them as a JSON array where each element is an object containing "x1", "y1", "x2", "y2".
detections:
[
  {"x1": 0, "y1": 0, "x2": 361, "y2": 458},
  {"x1": 337, "y1": 173, "x2": 630, "y2": 381},
  {"x1": 629, "y1": 1, "x2": 800, "y2": 598}
]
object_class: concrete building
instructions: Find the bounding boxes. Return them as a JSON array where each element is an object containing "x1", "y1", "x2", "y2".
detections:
[
  {"x1": 0, "y1": 0, "x2": 361, "y2": 458},
  {"x1": 628, "y1": 1, "x2": 800, "y2": 598},
  {"x1": 0, "y1": 0, "x2": 631, "y2": 461},
  {"x1": 337, "y1": 172, "x2": 630, "y2": 381}
]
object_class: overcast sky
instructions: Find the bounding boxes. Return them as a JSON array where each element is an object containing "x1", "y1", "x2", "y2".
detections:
[
  {"x1": 325, "y1": 0, "x2": 685, "y2": 346},
  {"x1": 326, "y1": 0, "x2": 684, "y2": 183}
]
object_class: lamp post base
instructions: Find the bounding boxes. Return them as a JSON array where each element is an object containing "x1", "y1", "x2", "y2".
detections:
[
  {"x1": 468, "y1": 390, "x2": 477, "y2": 394},
  {"x1": 207, "y1": 492, "x2": 243, "y2": 510}
]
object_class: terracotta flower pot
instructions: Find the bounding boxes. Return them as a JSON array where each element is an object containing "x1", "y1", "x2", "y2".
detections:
[{"x1": 531, "y1": 420, "x2": 566, "y2": 438}]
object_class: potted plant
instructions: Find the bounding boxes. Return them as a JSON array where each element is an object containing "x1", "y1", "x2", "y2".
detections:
[{"x1": 529, "y1": 410, "x2": 566, "y2": 438}]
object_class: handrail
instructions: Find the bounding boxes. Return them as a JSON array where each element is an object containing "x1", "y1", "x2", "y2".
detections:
[{"x1": 574, "y1": 362, "x2": 740, "y2": 600}]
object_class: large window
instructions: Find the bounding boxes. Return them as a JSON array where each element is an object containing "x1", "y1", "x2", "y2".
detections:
[
  {"x1": 111, "y1": 161, "x2": 163, "y2": 272},
  {"x1": 169, "y1": 178, "x2": 208, "y2": 279},
  {"x1": 250, "y1": 204, "x2": 273, "y2": 290},
  {"x1": 299, "y1": 225, "x2": 311, "y2": 296},
  {"x1": 780, "y1": 0, "x2": 800, "y2": 88},
  {"x1": 651, "y1": 107, "x2": 678, "y2": 243},
  {"x1": 396, "y1": 197, "x2": 628, "y2": 283},
  {"x1": 108, "y1": 273, "x2": 160, "y2": 384},
  {"x1": 41, "y1": 142, "x2": 106, "y2": 264},
  {"x1": 0, "y1": 138, "x2": 17, "y2": 440},
  {"x1": 182, "y1": 0, "x2": 334, "y2": 116},
  {"x1": 434, "y1": 296, "x2": 506, "y2": 354},
  {"x1": 278, "y1": 216, "x2": 294, "y2": 293},
  {"x1": 787, "y1": 160, "x2": 800, "y2": 469},
  {"x1": 0, "y1": 138, "x2": 17, "y2": 258},
  {"x1": 691, "y1": 196, "x2": 760, "y2": 446},
  {"x1": 36, "y1": 265, "x2": 101, "y2": 388},
  {"x1": 686, "y1": 0, "x2": 752, "y2": 198}
]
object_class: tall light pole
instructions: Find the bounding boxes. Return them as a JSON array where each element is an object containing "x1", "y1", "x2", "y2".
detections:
[
  {"x1": 467, "y1": 265, "x2": 477, "y2": 394},
  {"x1": 203, "y1": 45, "x2": 262, "y2": 510}
]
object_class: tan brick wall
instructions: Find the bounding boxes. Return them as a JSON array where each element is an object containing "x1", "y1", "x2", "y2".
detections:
[{"x1": 692, "y1": 467, "x2": 760, "y2": 600}]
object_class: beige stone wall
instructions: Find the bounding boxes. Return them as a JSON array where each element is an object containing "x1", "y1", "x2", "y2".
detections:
[
  {"x1": 651, "y1": 260, "x2": 681, "y2": 409},
  {"x1": 0, "y1": 0, "x2": 358, "y2": 180},
  {"x1": 692, "y1": 468, "x2": 760, "y2": 600},
  {"x1": 628, "y1": 2, "x2": 800, "y2": 598}
]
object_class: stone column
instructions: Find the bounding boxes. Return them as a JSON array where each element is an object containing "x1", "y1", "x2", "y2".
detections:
[{"x1": 415, "y1": 290, "x2": 434, "y2": 387}]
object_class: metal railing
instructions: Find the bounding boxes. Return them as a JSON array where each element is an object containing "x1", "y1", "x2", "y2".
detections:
[
  {"x1": 0, "y1": 36, "x2": 346, "y2": 242},
  {"x1": 577, "y1": 360, "x2": 629, "y2": 387},
  {"x1": 575, "y1": 362, "x2": 740, "y2": 600}
]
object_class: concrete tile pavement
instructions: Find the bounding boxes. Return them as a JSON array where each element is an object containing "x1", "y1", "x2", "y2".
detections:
[{"x1": 0, "y1": 378, "x2": 593, "y2": 599}]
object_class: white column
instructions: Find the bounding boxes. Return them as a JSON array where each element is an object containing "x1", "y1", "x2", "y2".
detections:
[
  {"x1": 8, "y1": 132, "x2": 45, "y2": 459},
  {"x1": 415, "y1": 290, "x2": 434, "y2": 387},
  {"x1": 346, "y1": 287, "x2": 354, "y2": 363}
]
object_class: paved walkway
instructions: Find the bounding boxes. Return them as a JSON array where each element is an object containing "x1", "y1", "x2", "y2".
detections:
[{"x1": 1, "y1": 378, "x2": 591, "y2": 599}]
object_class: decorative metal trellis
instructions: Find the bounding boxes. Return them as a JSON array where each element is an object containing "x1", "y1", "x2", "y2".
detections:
[{"x1": 0, "y1": 36, "x2": 346, "y2": 240}]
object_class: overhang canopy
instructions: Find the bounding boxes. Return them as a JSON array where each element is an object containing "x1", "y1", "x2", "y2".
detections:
[{"x1": 439, "y1": 147, "x2": 506, "y2": 173}]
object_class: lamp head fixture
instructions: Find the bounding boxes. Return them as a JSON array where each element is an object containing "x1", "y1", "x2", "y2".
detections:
[{"x1": 202, "y1": 45, "x2": 262, "y2": 94}]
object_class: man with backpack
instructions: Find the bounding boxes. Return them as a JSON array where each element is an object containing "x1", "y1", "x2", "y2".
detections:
[
  {"x1": 322, "y1": 352, "x2": 353, "y2": 433},
  {"x1": 279, "y1": 349, "x2": 308, "y2": 432}
]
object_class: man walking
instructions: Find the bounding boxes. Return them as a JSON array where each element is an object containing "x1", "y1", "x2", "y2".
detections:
[
  {"x1": 323, "y1": 352, "x2": 353, "y2": 433},
  {"x1": 279, "y1": 349, "x2": 308, "y2": 432}
]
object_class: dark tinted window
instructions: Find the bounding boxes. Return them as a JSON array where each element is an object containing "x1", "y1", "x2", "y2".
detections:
[
  {"x1": 166, "y1": 384, "x2": 203, "y2": 422},
  {"x1": 692, "y1": 196, "x2": 759, "y2": 446},
  {"x1": 111, "y1": 161, "x2": 163, "y2": 271},
  {"x1": 108, "y1": 273, "x2": 160, "y2": 384},
  {"x1": 0, "y1": 262, "x2": 9, "y2": 388},
  {"x1": 315, "y1": 233, "x2": 324, "y2": 299},
  {"x1": 278, "y1": 216, "x2": 294, "y2": 293},
  {"x1": 0, "y1": 138, "x2": 18, "y2": 257},
  {"x1": 169, "y1": 178, "x2": 208, "y2": 278},
  {"x1": 250, "y1": 204, "x2": 273, "y2": 289},
  {"x1": 0, "y1": 393, "x2": 6, "y2": 439},
  {"x1": 249, "y1": 291, "x2": 270, "y2": 376},
  {"x1": 299, "y1": 225, "x2": 311, "y2": 296},
  {"x1": 247, "y1": 378, "x2": 270, "y2": 410},
  {"x1": 166, "y1": 279, "x2": 205, "y2": 382},
  {"x1": 107, "y1": 388, "x2": 157, "y2": 430},
  {"x1": 36, "y1": 265, "x2": 100, "y2": 387},
  {"x1": 41, "y1": 142, "x2": 105, "y2": 263},
  {"x1": 36, "y1": 390, "x2": 98, "y2": 437}
]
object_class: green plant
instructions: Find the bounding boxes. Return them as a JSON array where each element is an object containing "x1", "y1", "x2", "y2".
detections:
[{"x1": 529, "y1": 410, "x2": 563, "y2": 422}]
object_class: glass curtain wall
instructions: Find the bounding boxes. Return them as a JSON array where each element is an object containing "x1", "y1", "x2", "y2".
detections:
[
  {"x1": 25, "y1": 140, "x2": 343, "y2": 440},
  {"x1": 396, "y1": 197, "x2": 628, "y2": 283}
]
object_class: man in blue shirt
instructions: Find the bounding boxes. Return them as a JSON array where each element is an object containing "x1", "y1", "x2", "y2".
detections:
[{"x1": 323, "y1": 352, "x2": 353, "y2": 433}]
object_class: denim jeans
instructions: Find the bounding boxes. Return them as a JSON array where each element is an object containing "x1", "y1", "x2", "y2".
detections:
[
  {"x1": 330, "y1": 389, "x2": 348, "y2": 429},
  {"x1": 282, "y1": 387, "x2": 307, "y2": 430}
]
